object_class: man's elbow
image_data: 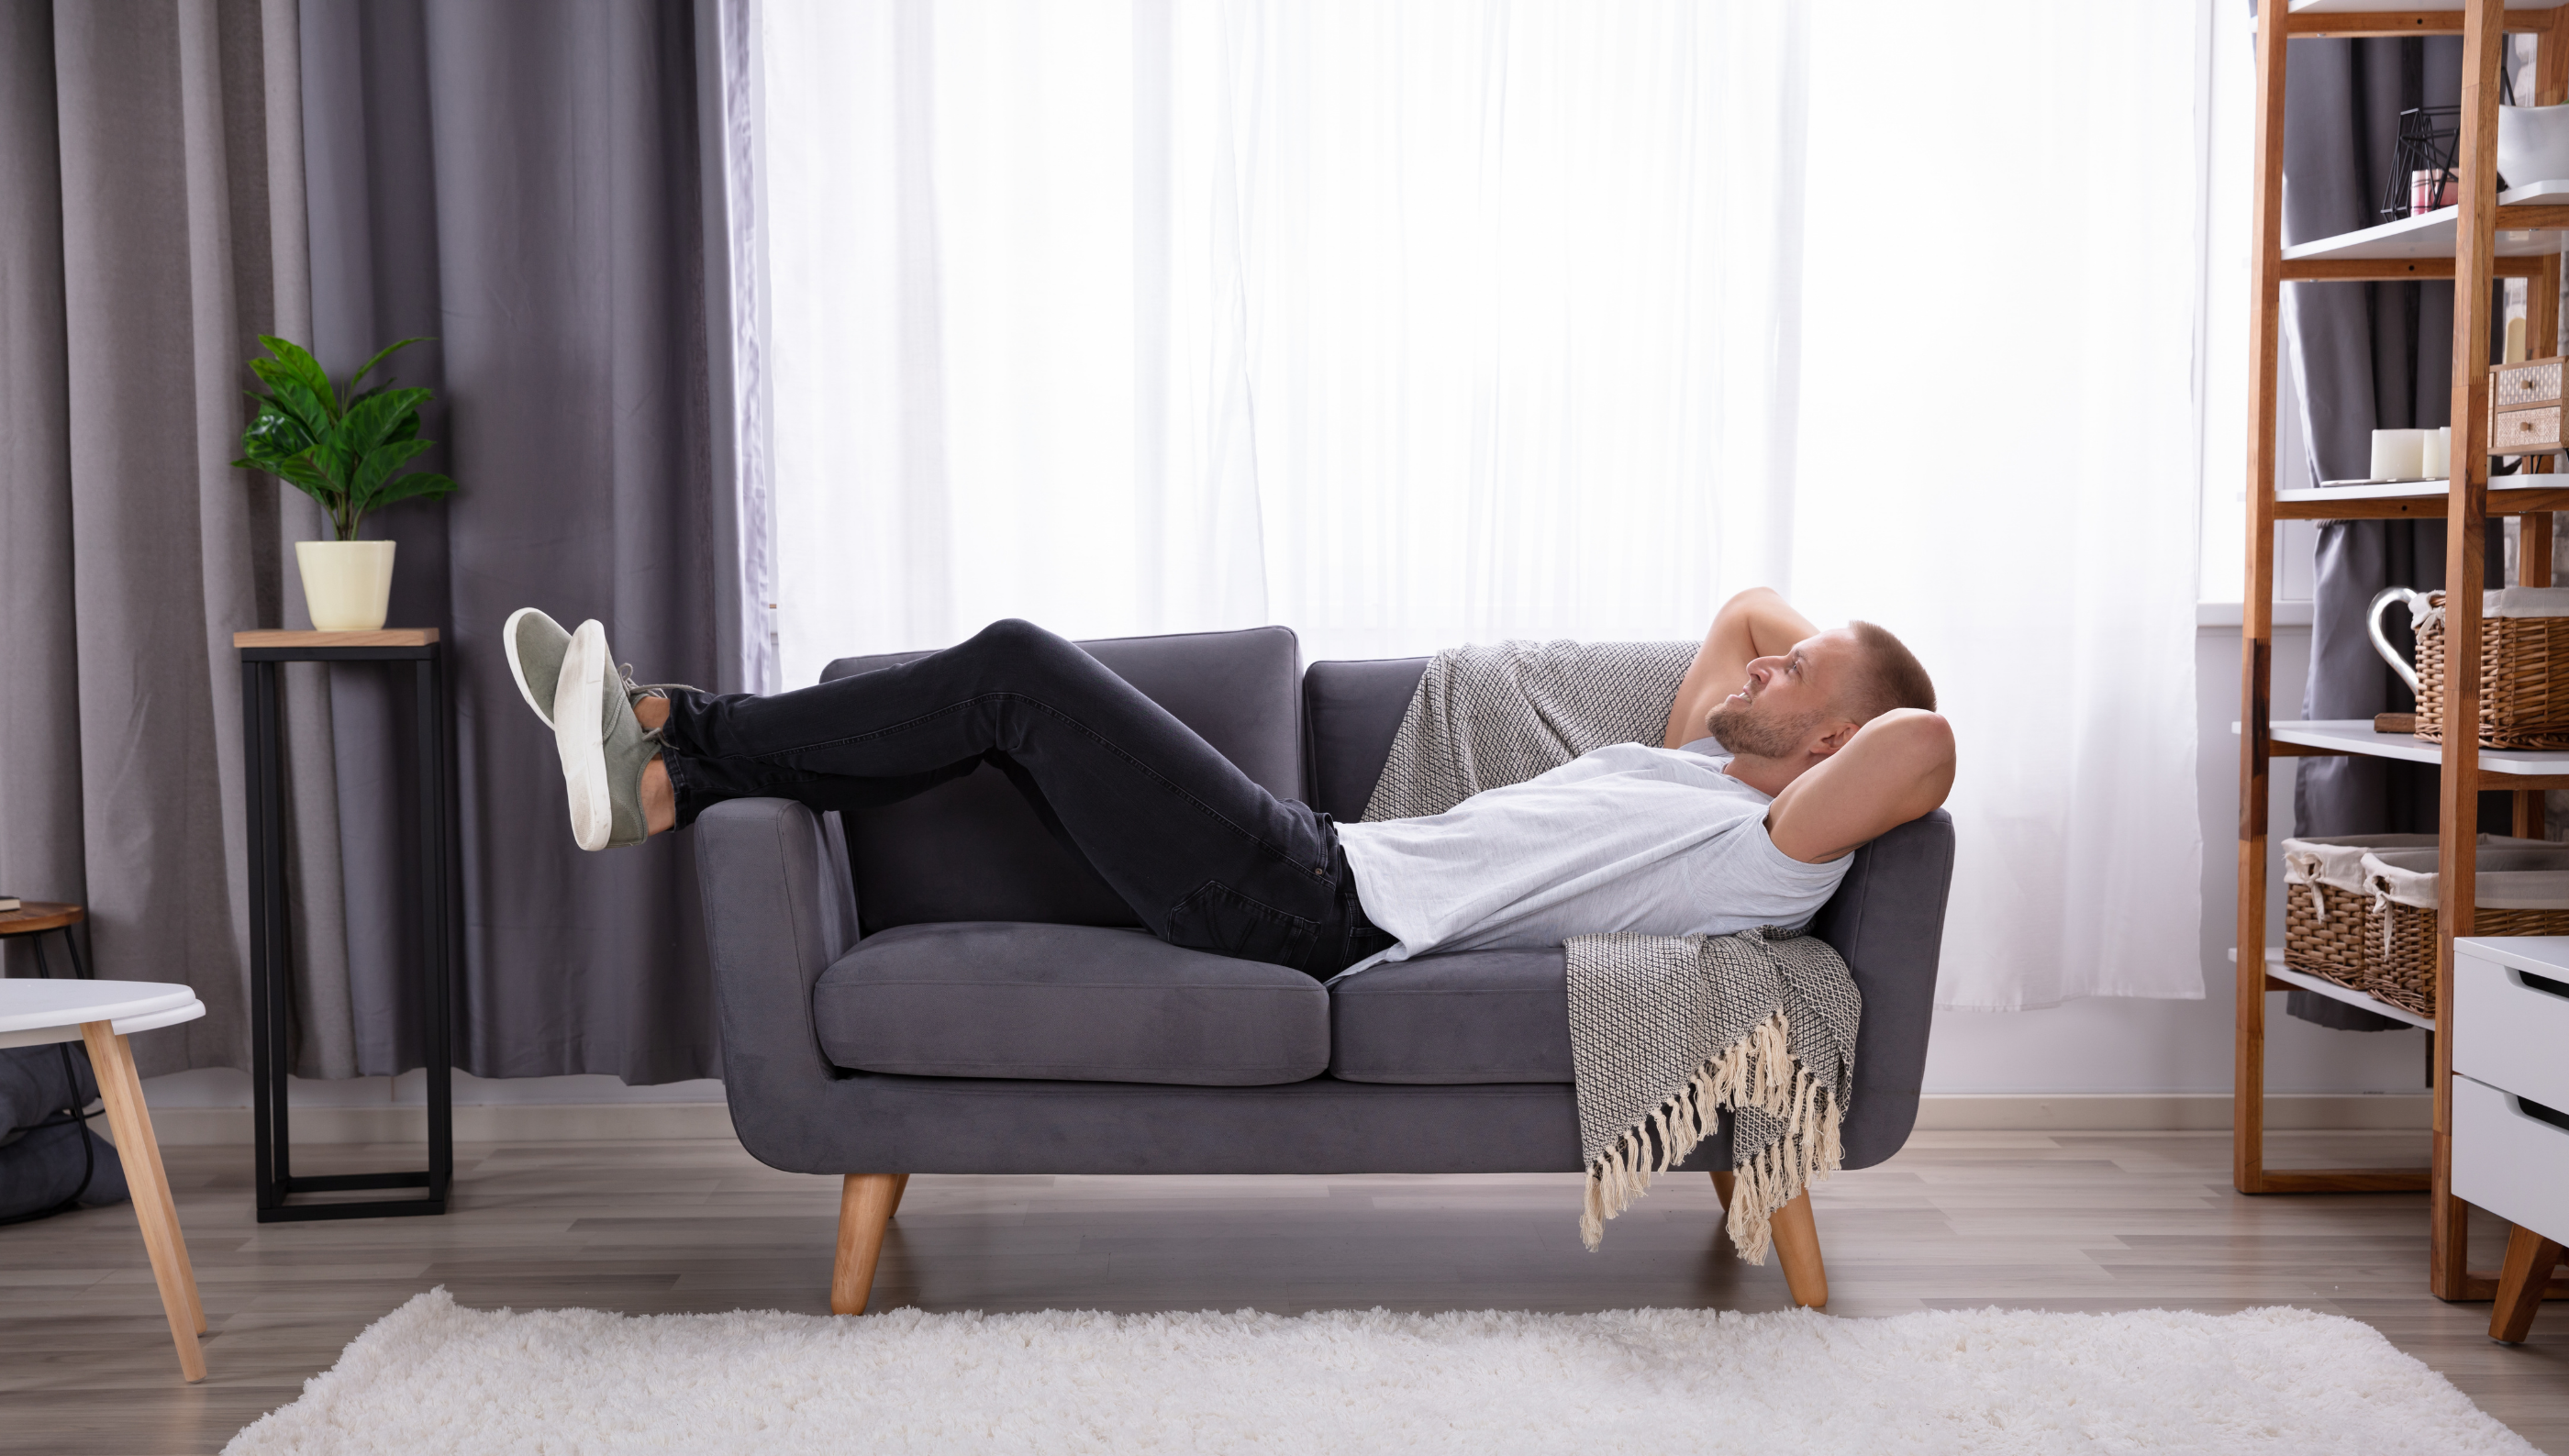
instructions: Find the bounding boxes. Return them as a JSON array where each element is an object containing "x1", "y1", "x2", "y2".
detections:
[{"x1": 1874, "y1": 708, "x2": 1955, "y2": 808}]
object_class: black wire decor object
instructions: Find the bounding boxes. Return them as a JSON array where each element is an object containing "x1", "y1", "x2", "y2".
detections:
[{"x1": 2379, "y1": 67, "x2": 2519, "y2": 222}]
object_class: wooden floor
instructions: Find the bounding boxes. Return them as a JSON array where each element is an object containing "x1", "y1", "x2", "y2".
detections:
[{"x1": 3, "y1": 1129, "x2": 2563, "y2": 1454}]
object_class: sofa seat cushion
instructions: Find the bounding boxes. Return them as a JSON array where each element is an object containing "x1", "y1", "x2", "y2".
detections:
[
  {"x1": 813, "y1": 922, "x2": 1329, "y2": 1085},
  {"x1": 1328, "y1": 950, "x2": 1574, "y2": 1084}
]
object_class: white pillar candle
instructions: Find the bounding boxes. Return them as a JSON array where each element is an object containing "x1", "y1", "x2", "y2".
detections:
[
  {"x1": 2371, "y1": 428, "x2": 2428, "y2": 481},
  {"x1": 2422, "y1": 426, "x2": 2452, "y2": 481}
]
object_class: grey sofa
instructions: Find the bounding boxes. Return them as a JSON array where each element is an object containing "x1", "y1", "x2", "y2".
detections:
[{"x1": 695, "y1": 627, "x2": 1955, "y2": 1315}]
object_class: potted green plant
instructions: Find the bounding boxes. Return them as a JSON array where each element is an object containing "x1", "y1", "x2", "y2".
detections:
[{"x1": 234, "y1": 336, "x2": 456, "y2": 631}]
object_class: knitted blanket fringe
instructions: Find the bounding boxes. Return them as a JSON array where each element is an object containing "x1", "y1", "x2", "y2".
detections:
[
  {"x1": 1579, "y1": 1010, "x2": 1843, "y2": 1261},
  {"x1": 1361, "y1": 640, "x2": 1859, "y2": 1263}
]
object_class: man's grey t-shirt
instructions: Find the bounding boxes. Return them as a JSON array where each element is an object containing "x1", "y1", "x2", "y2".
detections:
[{"x1": 1331, "y1": 742, "x2": 1852, "y2": 979}]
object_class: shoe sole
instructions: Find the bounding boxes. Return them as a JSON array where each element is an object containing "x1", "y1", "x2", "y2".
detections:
[
  {"x1": 504, "y1": 606, "x2": 560, "y2": 729},
  {"x1": 555, "y1": 621, "x2": 613, "y2": 851}
]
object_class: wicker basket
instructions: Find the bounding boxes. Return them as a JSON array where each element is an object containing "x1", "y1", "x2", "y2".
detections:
[
  {"x1": 2359, "y1": 846, "x2": 2569, "y2": 1017},
  {"x1": 2409, "y1": 590, "x2": 2569, "y2": 750},
  {"x1": 2280, "y1": 833, "x2": 2447, "y2": 992}
]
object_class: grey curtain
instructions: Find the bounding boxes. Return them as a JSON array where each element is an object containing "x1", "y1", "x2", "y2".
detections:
[
  {"x1": 2, "y1": 0, "x2": 725, "y2": 1084},
  {"x1": 0, "y1": 0, "x2": 365, "y2": 1078},
  {"x1": 299, "y1": 0, "x2": 722, "y2": 1082},
  {"x1": 2283, "y1": 32, "x2": 2510, "y2": 1029}
]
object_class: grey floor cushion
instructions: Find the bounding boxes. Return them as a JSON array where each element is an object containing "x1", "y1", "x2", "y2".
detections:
[
  {"x1": 813, "y1": 922, "x2": 1330, "y2": 1085},
  {"x1": 1328, "y1": 950, "x2": 1575, "y2": 1084}
]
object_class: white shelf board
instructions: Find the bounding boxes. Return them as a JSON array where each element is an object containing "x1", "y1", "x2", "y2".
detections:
[
  {"x1": 2252, "y1": 948, "x2": 2436, "y2": 1030},
  {"x1": 2268, "y1": 718, "x2": 2569, "y2": 776},
  {"x1": 2274, "y1": 478, "x2": 2569, "y2": 509},
  {"x1": 2282, "y1": 181, "x2": 2569, "y2": 262}
]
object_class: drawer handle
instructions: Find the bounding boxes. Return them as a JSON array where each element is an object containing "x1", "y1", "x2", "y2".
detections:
[
  {"x1": 2512, "y1": 968, "x2": 2569, "y2": 1000},
  {"x1": 2518, "y1": 1094, "x2": 2569, "y2": 1134}
]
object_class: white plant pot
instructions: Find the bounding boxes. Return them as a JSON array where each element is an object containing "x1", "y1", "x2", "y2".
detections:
[{"x1": 295, "y1": 539, "x2": 397, "y2": 631}]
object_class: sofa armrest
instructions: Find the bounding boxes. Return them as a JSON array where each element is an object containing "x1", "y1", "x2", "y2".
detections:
[
  {"x1": 693, "y1": 798, "x2": 863, "y2": 1167},
  {"x1": 1810, "y1": 807, "x2": 1955, "y2": 1168}
]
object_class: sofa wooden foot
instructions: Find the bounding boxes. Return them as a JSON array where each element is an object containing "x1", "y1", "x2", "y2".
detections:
[
  {"x1": 1708, "y1": 1171, "x2": 1828, "y2": 1308},
  {"x1": 887, "y1": 1173, "x2": 910, "y2": 1220},
  {"x1": 1770, "y1": 1191, "x2": 1829, "y2": 1308},
  {"x1": 832, "y1": 1173, "x2": 902, "y2": 1315}
]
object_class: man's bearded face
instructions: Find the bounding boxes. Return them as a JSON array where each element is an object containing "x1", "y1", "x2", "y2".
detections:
[{"x1": 1706, "y1": 697, "x2": 1824, "y2": 760}]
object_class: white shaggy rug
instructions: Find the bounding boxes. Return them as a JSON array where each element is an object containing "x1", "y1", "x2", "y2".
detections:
[{"x1": 223, "y1": 1288, "x2": 2535, "y2": 1456}]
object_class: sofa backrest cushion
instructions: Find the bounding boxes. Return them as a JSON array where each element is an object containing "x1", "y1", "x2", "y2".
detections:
[
  {"x1": 820, "y1": 626, "x2": 1305, "y2": 934},
  {"x1": 1301, "y1": 657, "x2": 1429, "y2": 822}
]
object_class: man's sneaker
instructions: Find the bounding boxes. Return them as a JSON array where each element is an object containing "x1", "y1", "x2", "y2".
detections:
[
  {"x1": 503, "y1": 608, "x2": 572, "y2": 728},
  {"x1": 553, "y1": 619, "x2": 658, "y2": 850},
  {"x1": 506, "y1": 607, "x2": 699, "y2": 729}
]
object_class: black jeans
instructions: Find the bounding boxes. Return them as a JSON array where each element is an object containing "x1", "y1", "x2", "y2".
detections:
[{"x1": 659, "y1": 618, "x2": 1395, "y2": 980}]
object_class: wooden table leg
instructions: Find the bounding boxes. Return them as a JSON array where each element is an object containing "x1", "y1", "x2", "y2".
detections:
[
  {"x1": 80, "y1": 1023, "x2": 206, "y2": 1381},
  {"x1": 2491, "y1": 1224, "x2": 2566, "y2": 1344},
  {"x1": 95, "y1": 1030, "x2": 203, "y2": 1334}
]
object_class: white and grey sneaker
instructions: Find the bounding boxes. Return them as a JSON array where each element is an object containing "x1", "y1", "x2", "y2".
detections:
[
  {"x1": 506, "y1": 607, "x2": 698, "y2": 730},
  {"x1": 503, "y1": 607, "x2": 573, "y2": 728},
  {"x1": 553, "y1": 619, "x2": 660, "y2": 850}
]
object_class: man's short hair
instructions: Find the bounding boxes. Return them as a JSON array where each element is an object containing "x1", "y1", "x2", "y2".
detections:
[{"x1": 1842, "y1": 621, "x2": 1936, "y2": 721}]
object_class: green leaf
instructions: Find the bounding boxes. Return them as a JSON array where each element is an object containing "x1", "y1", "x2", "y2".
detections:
[
  {"x1": 339, "y1": 388, "x2": 433, "y2": 457},
  {"x1": 250, "y1": 368, "x2": 338, "y2": 441},
  {"x1": 367, "y1": 471, "x2": 457, "y2": 509},
  {"x1": 351, "y1": 437, "x2": 434, "y2": 510},
  {"x1": 251, "y1": 336, "x2": 337, "y2": 409},
  {"x1": 342, "y1": 336, "x2": 433, "y2": 401},
  {"x1": 239, "y1": 406, "x2": 313, "y2": 461}
]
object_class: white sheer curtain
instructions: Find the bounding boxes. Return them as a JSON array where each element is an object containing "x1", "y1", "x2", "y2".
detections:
[{"x1": 758, "y1": 0, "x2": 2204, "y2": 1007}]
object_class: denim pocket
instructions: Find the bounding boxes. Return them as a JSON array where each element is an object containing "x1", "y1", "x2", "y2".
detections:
[{"x1": 1165, "y1": 880, "x2": 1319, "y2": 968}]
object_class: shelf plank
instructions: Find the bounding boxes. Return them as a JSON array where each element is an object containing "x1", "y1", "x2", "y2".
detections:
[
  {"x1": 2287, "y1": 2, "x2": 2566, "y2": 38},
  {"x1": 2282, "y1": 254, "x2": 2551, "y2": 280},
  {"x1": 2265, "y1": 719, "x2": 2569, "y2": 779},
  {"x1": 232, "y1": 629, "x2": 439, "y2": 649},
  {"x1": 2281, "y1": 182, "x2": 2569, "y2": 262},
  {"x1": 2274, "y1": 481, "x2": 2569, "y2": 518},
  {"x1": 2258, "y1": 949, "x2": 2437, "y2": 1029}
]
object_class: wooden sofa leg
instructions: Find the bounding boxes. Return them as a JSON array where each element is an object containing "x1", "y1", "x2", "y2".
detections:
[
  {"x1": 1770, "y1": 1191, "x2": 1829, "y2": 1309},
  {"x1": 887, "y1": 1173, "x2": 910, "y2": 1220},
  {"x1": 832, "y1": 1173, "x2": 902, "y2": 1315},
  {"x1": 1709, "y1": 1171, "x2": 1829, "y2": 1308}
]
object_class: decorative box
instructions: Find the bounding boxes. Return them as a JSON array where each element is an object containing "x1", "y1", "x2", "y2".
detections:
[{"x1": 2489, "y1": 357, "x2": 2565, "y2": 455}]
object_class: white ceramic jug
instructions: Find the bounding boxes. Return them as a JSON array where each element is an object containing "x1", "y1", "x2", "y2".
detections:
[{"x1": 2365, "y1": 585, "x2": 2430, "y2": 695}]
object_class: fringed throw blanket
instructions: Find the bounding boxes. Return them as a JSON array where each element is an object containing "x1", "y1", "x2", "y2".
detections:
[{"x1": 1361, "y1": 641, "x2": 1861, "y2": 1261}]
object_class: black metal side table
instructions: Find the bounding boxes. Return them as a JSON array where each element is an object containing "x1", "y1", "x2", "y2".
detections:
[{"x1": 235, "y1": 628, "x2": 453, "y2": 1221}]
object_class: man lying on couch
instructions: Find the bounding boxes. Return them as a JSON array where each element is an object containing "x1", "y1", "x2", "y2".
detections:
[{"x1": 504, "y1": 588, "x2": 1953, "y2": 982}]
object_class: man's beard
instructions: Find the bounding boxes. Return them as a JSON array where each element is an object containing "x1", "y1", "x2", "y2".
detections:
[{"x1": 1706, "y1": 700, "x2": 1822, "y2": 760}]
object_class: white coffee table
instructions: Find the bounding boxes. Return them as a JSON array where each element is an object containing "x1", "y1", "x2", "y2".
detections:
[{"x1": 0, "y1": 978, "x2": 209, "y2": 1381}]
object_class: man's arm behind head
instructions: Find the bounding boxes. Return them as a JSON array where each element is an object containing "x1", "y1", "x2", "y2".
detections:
[{"x1": 1761, "y1": 707, "x2": 1955, "y2": 864}]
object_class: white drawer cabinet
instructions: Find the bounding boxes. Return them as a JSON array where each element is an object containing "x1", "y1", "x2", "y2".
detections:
[
  {"x1": 2452, "y1": 1073, "x2": 2569, "y2": 1235},
  {"x1": 2453, "y1": 944, "x2": 2569, "y2": 1114},
  {"x1": 2452, "y1": 938, "x2": 2569, "y2": 1343}
]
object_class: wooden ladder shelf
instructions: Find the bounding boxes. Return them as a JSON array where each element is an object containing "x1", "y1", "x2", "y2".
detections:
[{"x1": 2241, "y1": 0, "x2": 2569, "y2": 1302}]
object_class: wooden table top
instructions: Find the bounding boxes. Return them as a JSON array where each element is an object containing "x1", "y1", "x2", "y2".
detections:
[
  {"x1": 234, "y1": 628, "x2": 439, "y2": 648},
  {"x1": 0, "y1": 902, "x2": 82, "y2": 936}
]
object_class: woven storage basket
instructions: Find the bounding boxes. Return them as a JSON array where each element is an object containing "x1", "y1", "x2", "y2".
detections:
[
  {"x1": 2408, "y1": 589, "x2": 2569, "y2": 750},
  {"x1": 2281, "y1": 834, "x2": 2445, "y2": 991},
  {"x1": 2359, "y1": 845, "x2": 2569, "y2": 1017}
]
